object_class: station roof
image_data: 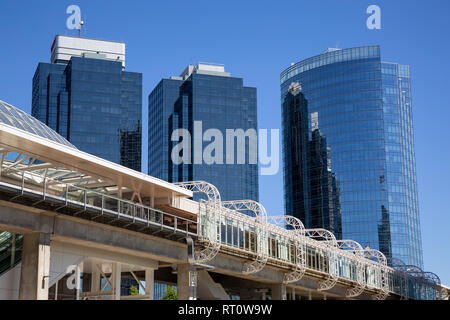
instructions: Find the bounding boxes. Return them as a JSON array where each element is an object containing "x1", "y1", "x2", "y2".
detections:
[{"x1": 0, "y1": 100, "x2": 192, "y2": 199}]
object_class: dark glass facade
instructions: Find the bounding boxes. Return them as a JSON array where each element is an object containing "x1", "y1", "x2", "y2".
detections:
[
  {"x1": 282, "y1": 83, "x2": 342, "y2": 238},
  {"x1": 281, "y1": 46, "x2": 423, "y2": 267},
  {"x1": 32, "y1": 57, "x2": 142, "y2": 171},
  {"x1": 148, "y1": 68, "x2": 259, "y2": 202}
]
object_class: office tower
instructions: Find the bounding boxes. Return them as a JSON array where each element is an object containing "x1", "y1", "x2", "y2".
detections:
[
  {"x1": 282, "y1": 82, "x2": 342, "y2": 238},
  {"x1": 149, "y1": 63, "x2": 258, "y2": 202},
  {"x1": 32, "y1": 35, "x2": 142, "y2": 171},
  {"x1": 281, "y1": 46, "x2": 422, "y2": 267}
]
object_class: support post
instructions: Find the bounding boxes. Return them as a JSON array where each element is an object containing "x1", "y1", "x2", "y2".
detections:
[
  {"x1": 111, "y1": 262, "x2": 121, "y2": 300},
  {"x1": 177, "y1": 264, "x2": 197, "y2": 300},
  {"x1": 10, "y1": 233, "x2": 16, "y2": 268},
  {"x1": 18, "y1": 233, "x2": 51, "y2": 300},
  {"x1": 271, "y1": 284, "x2": 287, "y2": 300},
  {"x1": 145, "y1": 268, "x2": 155, "y2": 300},
  {"x1": 75, "y1": 266, "x2": 81, "y2": 300},
  {"x1": 91, "y1": 264, "x2": 101, "y2": 293}
]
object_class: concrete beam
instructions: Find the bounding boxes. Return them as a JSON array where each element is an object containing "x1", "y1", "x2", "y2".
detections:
[
  {"x1": 51, "y1": 240, "x2": 158, "y2": 270},
  {"x1": 0, "y1": 201, "x2": 187, "y2": 264},
  {"x1": 0, "y1": 201, "x2": 387, "y2": 300}
]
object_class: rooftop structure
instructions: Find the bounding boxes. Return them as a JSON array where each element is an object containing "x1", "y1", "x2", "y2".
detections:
[
  {"x1": 50, "y1": 35, "x2": 126, "y2": 68},
  {"x1": 173, "y1": 62, "x2": 231, "y2": 80}
]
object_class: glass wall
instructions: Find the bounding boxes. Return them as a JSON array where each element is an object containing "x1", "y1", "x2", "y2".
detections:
[
  {"x1": 280, "y1": 46, "x2": 423, "y2": 267},
  {"x1": 32, "y1": 57, "x2": 142, "y2": 171},
  {"x1": 149, "y1": 73, "x2": 259, "y2": 202}
]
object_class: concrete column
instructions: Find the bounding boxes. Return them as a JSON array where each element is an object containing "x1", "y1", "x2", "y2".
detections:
[
  {"x1": 54, "y1": 280, "x2": 58, "y2": 300},
  {"x1": 91, "y1": 264, "x2": 101, "y2": 293},
  {"x1": 19, "y1": 233, "x2": 51, "y2": 300},
  {"x1": 177, "y1": 264, "x2": 196, "y2": 300},
  {"x1": 75, "y1": 266, "x2": 81, "y2": 300},
  {"x1": 291, "y1": 287, "x2": 296, "y2": 300},
  {"x1": 111, "y1": 262, "x2": 121, "y2": 300},
  {"x1": 145, "y1": 268, "x2": 154, "y2": 300},
  {"x1": 271, "y1": 284, "x2": 287, "y2": 300}
]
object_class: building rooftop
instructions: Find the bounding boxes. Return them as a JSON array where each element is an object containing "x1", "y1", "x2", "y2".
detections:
[
  {"x1": 50, "y1": 35, "x2": 126, "y2": 68},
  {"x1": 175, "y1": 62, "x2": 231, "y2": 80}
]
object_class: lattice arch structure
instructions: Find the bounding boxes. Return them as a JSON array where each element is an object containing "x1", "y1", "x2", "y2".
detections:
[
  {"x1": 396, "y1": 265, "x2": 443, "y2": 300},
  {"x1": 221, "y1": 200, "x2": 267, "y2": 221},
  {"x1": 362, "y1": 249, "x2": 389, "y2": 300},
  {"x1": 391, "y1": 258, "x2": 409, "y2": 300},
  {"x1": 266, "y1": 215, "x2": 307, "y2": 283},
  {"x1": 222, "y1": 200, "x2": 268, "y2": 275},
  {"x1": 336, "y1": 240, "x2": 366, "y2": 298},
  {"x1": 305, "y1": 228, "x2": 339, "y2": 291},
  {"x1": 174, "y1": 181, "x2": 222, "y2": 263}
]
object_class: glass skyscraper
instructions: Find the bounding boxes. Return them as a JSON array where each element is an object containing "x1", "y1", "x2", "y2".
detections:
[
  {"x1": 280, "y1": 46, "x2": 423, "y2": 267},
  {"x1": 32, "y1": 35, "x2": 142, "y2": 171},
  {"x1": 148, "y1": 63, "x2": 258, "y2": 202}
]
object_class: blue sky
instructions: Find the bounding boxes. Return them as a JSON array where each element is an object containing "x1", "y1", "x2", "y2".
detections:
[{"x1": 0, "y1": 0, "x2": 449, "y2": 284}]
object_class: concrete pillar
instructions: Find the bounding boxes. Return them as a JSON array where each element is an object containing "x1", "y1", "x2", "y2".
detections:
[
  {"x1": 271, "y1": 284, "x2": 287, "y2": 300},
  {"x1": 75, "y1": 266, "x2": 81, "y2": 300},
  {"x1": 91, "y1": 264, "x2": 101, "y2": 293},
  {"x1": 177, "y1": 264, "x2": 197, "y2": 300},
  {"x1": 54, "y1": 280, "x2": 58, "y2": 300},
  {"x1": 291, "y1": 287, "x2": 296, "y2": 300},
  {"x1": 111, "y1": 262, "x2": 121, "y2": 300},
  {"x1": 145, "y1": 268, "x2": 154, "y2": 300},
  {"x1": 19, "y1": 233, "x2": 51, "y2": 300}
]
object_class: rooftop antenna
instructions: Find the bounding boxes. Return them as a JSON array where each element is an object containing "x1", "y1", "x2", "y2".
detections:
[{"x1": 78, "y1": 20, "x2": 84, "y2": 37}]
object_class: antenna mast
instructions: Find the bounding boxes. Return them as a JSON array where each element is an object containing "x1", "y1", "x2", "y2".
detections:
[{"x1": 78, "y1": 20, "x2": 84, "y2": 37}]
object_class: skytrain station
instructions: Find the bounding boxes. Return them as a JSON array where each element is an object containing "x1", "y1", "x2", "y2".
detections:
[{"x1": 0, "y1": 100, "x2": 447, "y2": 300}]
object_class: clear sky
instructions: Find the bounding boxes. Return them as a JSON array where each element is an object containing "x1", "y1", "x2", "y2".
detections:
[{"x1": 0, "y1": 0, "x2": 449, "y2": 284}]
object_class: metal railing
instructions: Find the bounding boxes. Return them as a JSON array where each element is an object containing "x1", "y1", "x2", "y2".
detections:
[{"x1": 0, "y1": 171, "x2": 197, "y2": 238}]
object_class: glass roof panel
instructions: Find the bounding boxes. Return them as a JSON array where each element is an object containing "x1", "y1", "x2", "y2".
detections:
[{"x1": 0, "y1": 100, "x2": 77, "y2": 149}]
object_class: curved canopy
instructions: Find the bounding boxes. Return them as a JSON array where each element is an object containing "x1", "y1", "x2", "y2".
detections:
[{"x1": 0, "y1": 100, "x2": 76, "y2": 148}]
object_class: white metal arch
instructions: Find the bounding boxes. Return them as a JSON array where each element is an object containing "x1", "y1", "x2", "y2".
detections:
[
  {"x1": 362, "y1": 249, "x2": 389, "y2": 300},
  {"x1": 221, "y1": 200, "x2": 267, "y2": 222},
  {"x1": 266, "y1": 215, "x2": 306, "y2": 283},
  {"x1": 222, "y1": 200, "x2": 268, "y2": 275},
  {"x1": 336, "y1": 240, "x2": 366, "y2": 298},
  {"x1": 305, "y1": 228, "x2": 339, "y2": 291},
  {"x1": 174, "y1": 181, "x2": 222, "y2": 263}
]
